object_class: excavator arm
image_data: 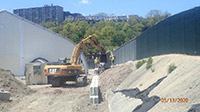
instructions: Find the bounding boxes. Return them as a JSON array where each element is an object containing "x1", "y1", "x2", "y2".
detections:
[
  {"x1": 69, "y1": 35, "x2": 106, "y2": 65},
  {"x1": 45, "y1": 35, "x2": 106, "y2": 87}
]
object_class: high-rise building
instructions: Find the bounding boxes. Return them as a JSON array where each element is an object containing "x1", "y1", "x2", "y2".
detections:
[{"x1": 13, "y1": 4, "x2": 64, "y2": 24}]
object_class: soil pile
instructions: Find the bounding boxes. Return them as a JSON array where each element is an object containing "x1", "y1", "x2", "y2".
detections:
[
  {"x1": 99, "y1": 54, "x2": 200, "y2": 112},
  {"x1": 0, "y1": 69, "x2": 34, "y2": 97},
  {"x1": 0, "y1": 69, "x2": 35, "y2": 112},
  {"x1": 99, "y1": 62, "x2": 134, "y2": 100}
]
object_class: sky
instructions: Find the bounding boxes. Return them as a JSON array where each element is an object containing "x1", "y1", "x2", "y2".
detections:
[{"x1": 1, "y1": 0, "x2": 200, "y2": 17}]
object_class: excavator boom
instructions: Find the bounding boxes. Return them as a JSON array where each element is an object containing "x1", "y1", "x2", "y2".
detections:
[{"x1": 70, "y1": 35, "x2": 106, "y2": 65}]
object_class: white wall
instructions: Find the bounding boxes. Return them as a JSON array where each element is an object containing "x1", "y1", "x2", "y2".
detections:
[{"x1": 0, "y1": 11, "x2": 75, "y2": 76}]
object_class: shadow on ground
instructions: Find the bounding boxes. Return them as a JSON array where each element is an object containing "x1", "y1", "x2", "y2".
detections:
[
  {"x1": 188, "y1": 104, "x2": 200, "y2": 112},
  {"x1": 50, "y1": 83, "x2": 88, "y2": 88},
  {"x1": 112, "y1": 76, "x2": 167, "y2": 112}
]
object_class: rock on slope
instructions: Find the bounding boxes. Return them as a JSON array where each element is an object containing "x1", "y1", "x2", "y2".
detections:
[{"x1": 99, "y1": 54, "x2": 200, "y2": 112}]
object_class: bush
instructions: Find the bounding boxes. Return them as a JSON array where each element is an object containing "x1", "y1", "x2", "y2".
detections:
[
  {"x1": 151, "y1": 68, "x2": 155, "y2": 72},
  {"x1": 146, "y1": 57, "x2": 153, "y2": 70},
  {"x1": 168, "y1": 63, "x2": 177, "y2": 74},
  {"x1": 136, "y1": 60, "x2": 146, "y2": 69}
]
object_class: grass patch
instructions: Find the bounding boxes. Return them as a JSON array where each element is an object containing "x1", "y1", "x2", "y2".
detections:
[
  {"x1": 136, "y1": 60, "x2": 146, "y2": 69},
  {"x1": 151, "y1": 68, "x2": 155, "y2": 72},
  {"x1": 146, "y1": 57, "x2": 153, "y2": 70},
  {"x1": 168, "y1": 63, "x2": 177, "y2": 74}
]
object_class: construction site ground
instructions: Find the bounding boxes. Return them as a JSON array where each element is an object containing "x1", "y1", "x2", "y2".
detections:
[
  {"x1": 0, "y1": 69, "x2": 108, "y2": 112},
  {"x1": 0, "y1": 54, "x2": 200, "y2": 112},
  {"x1": 100, "y1": 54, "x2": 200, "y2": 112}
]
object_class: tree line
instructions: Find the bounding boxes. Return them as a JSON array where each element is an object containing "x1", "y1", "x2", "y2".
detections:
[{"x1": 41, "y1": 10, "x2": 171, "y2": 56}]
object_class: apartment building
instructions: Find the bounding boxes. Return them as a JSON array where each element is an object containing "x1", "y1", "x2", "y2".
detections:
[{"x1": 13, "y1": 4, "x2": 64, "y2": 24}]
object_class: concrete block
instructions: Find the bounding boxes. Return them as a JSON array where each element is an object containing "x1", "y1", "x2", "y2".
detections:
[
  {"x1": 90, "y1": 96, "x2": 99, "y2": 104},
  {"x1": 94, "y1": 68, "x2": 99, "y2": 75},
  {"x1": 90, "y1": 87, "x2": 99, "y2": 96},
  {"x1": 0, "y1": 90, "x2": 10, "y2": 101},
  {"x1": 90, "y1": 75, "x2": 100, "y2": 104}
]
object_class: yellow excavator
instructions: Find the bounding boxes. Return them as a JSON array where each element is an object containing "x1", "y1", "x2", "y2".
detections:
[{"x1": 44, "y1": 35, "x2": 107, "y2": 87}]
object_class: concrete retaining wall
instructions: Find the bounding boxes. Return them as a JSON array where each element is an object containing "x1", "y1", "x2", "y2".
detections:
[{"x1": 90, "y1": 68, "x2": 100, "y2": 104}]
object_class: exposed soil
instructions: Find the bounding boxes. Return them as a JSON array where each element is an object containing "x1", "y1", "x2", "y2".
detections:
[
  {"x1": 1, "y1": 54, "x2": 200, "y2": 112},
  {"x1": 0, "y1": 69, "x2": 34, "y2": 97},
  {"x1": 103, "y1": 54, "x2": 200, "y2": 112},
  {"x1": 99, "y1": 62, "x2": 134, "y2": 100},
  {"x1": 0, "y1": 69, "x2": 108, "y2": 112},
  {"x1": 0, "y1": 69, "x2": 34, "y2": 112}
]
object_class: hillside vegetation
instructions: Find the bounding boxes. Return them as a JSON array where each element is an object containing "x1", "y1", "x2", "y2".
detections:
[{"x1": 41, "y1": 10, "x2": 170, "y2": 55}]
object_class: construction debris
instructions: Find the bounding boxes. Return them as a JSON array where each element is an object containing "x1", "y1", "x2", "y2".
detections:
[{"x1": 0, "y1": 90, "x2": 10, "y2": 101}]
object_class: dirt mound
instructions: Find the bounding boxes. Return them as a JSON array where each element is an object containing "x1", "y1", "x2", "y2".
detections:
[
  {"x1": 72, "y1": 94, "x2": 109, "y2": 112},
  {"x1": 100, "y1": 54, "x2": 200, "y2": 112},
  {"x1": 99, "y1": 62, "x2": 134, "y2": 100},
  {"x1": 0, "y1": 69, "x2": 34, "y2": 97},
  {"x1": 0, "y1": 69, "x2": 35, "y2": 112}
]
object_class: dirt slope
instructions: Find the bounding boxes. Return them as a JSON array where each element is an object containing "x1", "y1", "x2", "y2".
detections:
[
  {"x1": 100, "y1": 54, "x2": 200, "y2": 112},
  {"x1": 0, "y1": 69, "x2": 33, "y2": 97},
  {"x1": 0, "y1": 69, "x2": 108, "y2": 112},
  {"x1": 99, "y1": 62, "x2": 134, "y2": 100},
  {"x1": 1, "y1": 54, "x2": 200, "y2": 112},
  {"x1": 0, "y1": 69, "x2": 34, "y2": 112}
]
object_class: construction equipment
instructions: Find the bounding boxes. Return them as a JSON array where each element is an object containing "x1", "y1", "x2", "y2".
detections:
[{"x1": 44, "y1": 35, "x2": 107, "y2": 87}]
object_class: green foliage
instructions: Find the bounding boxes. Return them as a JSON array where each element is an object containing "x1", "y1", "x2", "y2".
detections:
[
  {"x1": 146, "y1": 57, "x2": 153, "y2": 70},
  {"x1": 168, "y1": 63, "x2": 177, "y2": 74},
  {"x1": 41, "y1": 10, "x2": 170, "y2": 56},
  {"x1": 40, "y1": 21, "x2": 58, "y2": 29},
  {"x1": 151, "y1": 68, "x2": 155, "y2": 72},
  {"x1": 136, "y1": 60, "x2": 146, "y2": 69}
]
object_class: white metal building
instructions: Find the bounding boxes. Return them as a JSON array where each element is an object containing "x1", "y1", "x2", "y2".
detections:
[{"x1": 0, "y1": 10, "x2": 76, "y2": 76}]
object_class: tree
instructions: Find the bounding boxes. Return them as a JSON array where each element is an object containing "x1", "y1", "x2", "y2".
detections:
[
  {"x1": 146, "y1": 10, "x2": 162, "y2": 18},
  {"x1": 101, "y1": 26, "x2": 116, "y2": 40},
  {"x1": 122, "y1": 23, "x2": 130, "y2": 33},
  {"x1": 77, "y1": 21, "x2": 89, "y2": 37},
  {"x1": 41, "y1": 10, "x2": 171, "y2": 55},
  {"x1": 128, "y1": 18, "x2": 138, "y2": 28},
  {"x1": 125, "y1": 28, "x2": 134, "y2": 42},
  {"x1": 133, "y1": 23, "x2": 144, "y2": 37},
  {"x1": 163, "y1": 11, "x2": 171, "y2": 18},
  {"x1": 111, "y1": 31, "x2": 126, "y2": 46},
  {"x1": 40, "y1": 21, "x2": 58, "y2": 28}
]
